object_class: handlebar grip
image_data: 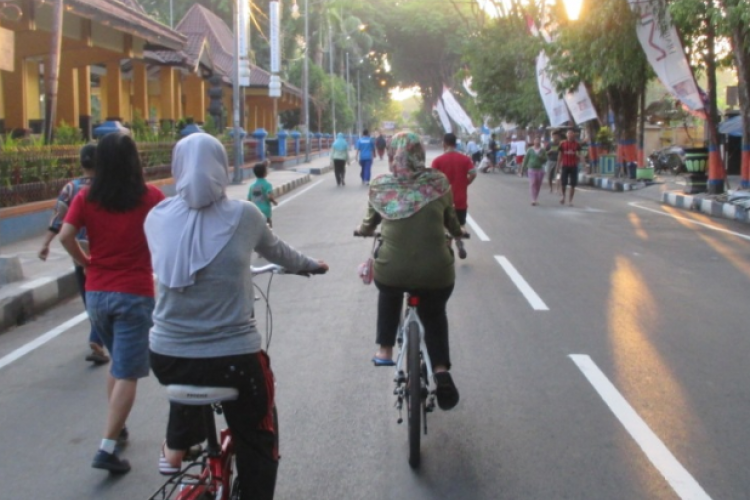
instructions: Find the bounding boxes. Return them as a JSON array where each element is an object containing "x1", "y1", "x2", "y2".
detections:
[{"x1": 296, "y1": 267, "x2": 328, "y2": 277}]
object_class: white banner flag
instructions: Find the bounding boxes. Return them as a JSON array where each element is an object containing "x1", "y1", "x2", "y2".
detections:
[
  {"x1": 441, "y1": 88, "x2": 477, "y2": 134},
  {"x1": 434, "y1": 100, "x2": 453, "y2": 133},
  {"x1": 536, "y1": 51, "x2": 570, "y2": 127},
  {"x1": 628, "y1": 0, "x2": 704, "y2": 112},
  {"x1": 269, "y1": 1, "x2": 281, "y2": 73},
  {"x1": 564, "y1": 83, "x2": 598, "y2": 125}
]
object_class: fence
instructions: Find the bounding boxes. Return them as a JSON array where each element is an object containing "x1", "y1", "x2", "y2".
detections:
[{"x1": 0, "y1": 140, "x2": 262, "y2": 208}]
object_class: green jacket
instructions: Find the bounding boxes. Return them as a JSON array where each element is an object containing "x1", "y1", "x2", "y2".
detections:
[
  {"x1": 359, "y1": 192, "x2": 462, "y2": 289},
  {"x1": 522, "y1": 147, "x2": 547, "y2": 170}
]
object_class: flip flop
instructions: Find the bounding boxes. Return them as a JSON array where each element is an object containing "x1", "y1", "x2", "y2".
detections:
[{"x1": 371, "y1": 356, "x2": 395, "y2": 367}]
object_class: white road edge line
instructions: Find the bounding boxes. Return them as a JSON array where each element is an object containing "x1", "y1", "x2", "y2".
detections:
[
  {"x1": 494, "y1": 256, "x2": 548, "y2": 310},
  {"x1": 466, "y1": 214, "x2": 490, "y2": 241},
  {"x1": 569, "y1": 354, "x2": 712, "y2": 500},
  {"x1": 0, "y1": 312, "x2": 89, "y2": 372},
  {"x1": 276, "y1": 179, "x2": 324, "y2": 208},
  {"x1": 629, "y1": 201, "x2": 750, "y2": 242}
]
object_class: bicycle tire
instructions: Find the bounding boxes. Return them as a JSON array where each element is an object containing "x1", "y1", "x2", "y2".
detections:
[{"x1": 407, "y1": 321, "x2": 421, "y2": 468}]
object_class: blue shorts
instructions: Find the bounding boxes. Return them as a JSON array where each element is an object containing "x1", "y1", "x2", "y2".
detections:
[{"x1": 86, "y1": 291, "x2": 155, "y2": 380}]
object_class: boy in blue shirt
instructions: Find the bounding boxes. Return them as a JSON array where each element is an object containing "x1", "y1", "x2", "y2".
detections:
[
  {"x1": 248, "y1": 161, "x2": 278, "y2": 227},
  {"x1": 356, "y1": 129, "x2": 375, "y2": 185}
]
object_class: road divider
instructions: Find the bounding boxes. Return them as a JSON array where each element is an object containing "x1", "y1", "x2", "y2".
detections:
[
  {"x1": 494, "y1": 256, "x2": 548, "y2": 311},
  {"x1": 570, "y1": 354, "x2": 712, "y2": 500}
]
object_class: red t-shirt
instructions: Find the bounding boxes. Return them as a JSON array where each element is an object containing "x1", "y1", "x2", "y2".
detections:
[
  {"x1": 431, "y1": 151, "x2": 475, "y2": 210},
  {"x1": 65, "y1": 185, "x2": 165, "y2": 297},
  {"x1": 559, "y1": 140, "x2": 581, "y2": 167}
]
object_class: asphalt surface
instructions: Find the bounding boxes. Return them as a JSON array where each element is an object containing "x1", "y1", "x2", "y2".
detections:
[{"x1": 1, "y1": 149, "x2": 750, "y2": 499}]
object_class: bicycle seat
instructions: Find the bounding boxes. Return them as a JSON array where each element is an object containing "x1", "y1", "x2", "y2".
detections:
[{"x1": 166, "y1": 385, "x2": 239, "y2": 405}]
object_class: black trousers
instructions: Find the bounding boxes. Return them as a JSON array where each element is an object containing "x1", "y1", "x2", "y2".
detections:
[
  {"x1": 150, "y1": 351, "x2": 277, "y2": 500},
  {"x1": 374, "y1": 281, "x2": 454, "y2": 369},
  {"x1": 333, "y1": 159, "x2": 346, "y2": 185}
]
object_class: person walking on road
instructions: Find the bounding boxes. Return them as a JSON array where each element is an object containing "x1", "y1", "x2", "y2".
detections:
[
  {"x1": 375, "y1": 132, "x2": 387, "y2": 161},
  {"x1": 511, "y1": 135, "x2": 528, "y2": 177},
  {"x1": 39, "y1": 143, "x2": 109, "y2": 365},
  {"x1": 146, "y1": 133, "x2": 328, "y2": 499},
  {"x1": 431, "y1": 132, "x2": 476, "y2": 233},
  {"x1": 356, "y1": 129, "x2": 376, "y2": 185},
  {"x1": 248, "y1": 162, "x2": 278, "y2": 227},
  {"x1": 59, "y1": 132, "x2": 165, "y2": 473},
  {"x1": 330, "y1": 132, "x2": 350, "y2": 186},
  {"x1": 356, "y1": 131, "x2": 463, "y2": 411},
  {"x1": 466, "y1": 137, "x2": 482, "y2": 166},
  {"x1": 545, "y1": 132, "x2": 561, "y2": 193},
  {"x1": 557, "y1": 129, "x2": 583, "y2": 206},
  {"x1": 522, "y1": 136, "x2": 547, "y2": 206}
]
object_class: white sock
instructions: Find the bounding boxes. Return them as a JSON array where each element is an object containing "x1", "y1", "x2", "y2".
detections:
[{"x1": 100, "y1": 439, "x2": 117, "y2": 454}]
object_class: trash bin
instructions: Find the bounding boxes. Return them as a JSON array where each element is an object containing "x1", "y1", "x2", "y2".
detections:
[
  {"x1": 266, "y1": 138, "x2": 279, "y2": 157},
  {"x1": 627, "y1": 161, "x2": 637, "y2": 179},
  {"x1": 683, "y1": 147, "x2": 708, "y2": 194}
]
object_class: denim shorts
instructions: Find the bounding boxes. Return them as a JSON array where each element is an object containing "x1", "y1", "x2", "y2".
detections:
[{"x1": 86, "y1": 291, "x2": 155, "y2": 380}]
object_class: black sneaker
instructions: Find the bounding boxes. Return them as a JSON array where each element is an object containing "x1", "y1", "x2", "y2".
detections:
[
  {"x1": 92, "y1": 449, "x2": 131, "y2": 473},
  {"x1": 117, "y1": 427, "x2": 129, "y2": 447},
  {"x1": 434, "y1": 372, "x2": 460, "y2": 410}
]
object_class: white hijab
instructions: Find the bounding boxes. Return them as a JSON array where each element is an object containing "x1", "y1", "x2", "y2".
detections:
[{"x1": 145, "y1": 133, "x2": 243, "y2": 289}]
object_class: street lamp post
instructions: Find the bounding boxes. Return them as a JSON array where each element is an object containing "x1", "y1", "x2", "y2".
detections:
[
  {"x1": 231, "y1": 0, "x2": 243, "y2": 183},
  {"x1": 303, "y1": 0, "x2": 310, "y2": 162}
]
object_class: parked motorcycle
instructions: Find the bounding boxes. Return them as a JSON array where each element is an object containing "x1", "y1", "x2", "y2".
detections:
[{"x1": 648, "y1": 145, "x2": 686, "y2": 175}]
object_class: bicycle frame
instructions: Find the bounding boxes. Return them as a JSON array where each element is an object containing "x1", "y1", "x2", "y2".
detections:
[{"x1": 394, "y1": 303, "x2": 434, "y2": 383}]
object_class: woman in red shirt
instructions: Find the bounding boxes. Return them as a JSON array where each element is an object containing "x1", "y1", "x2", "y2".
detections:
[{"x1": 60, "y1": 132, "x2": 165, "y2": 473}]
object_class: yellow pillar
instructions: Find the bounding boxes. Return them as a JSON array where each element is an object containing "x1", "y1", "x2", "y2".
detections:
[
  {"x1": 132, "y1": 61, "x2": 148, "y2": 121},
  {"x1": 98, "y1": 74, "x2": 108, "y2": 120},
  {"x1": 0, "y1": 71, "x2": 4, "y2": 123},
  {"x1": 159, "y1": 67, "x2": 175, "y2": 122},
  {"x1": 57, "y1": 65, "x2": 79, "y2": 127},
  {"x1": 184, "y1": 74, "x2": 205, "y2": 123},
  {"x1": 121, "y1": 79, "x2": 132, "y2": 123},
  {"x1": 2, "y1": 57, "x2": 28, "y2": 130},
  {"x1": 105, "y1": 61, "x2": 123, "y2": 120},
  {"x1": 26, "y1": 60, "x2": 41, "y2": 121},
  {"x1": 173, "y1": 72, "x2": 183, "y2": 120},
  {"x1": 79, "y1": 66, "x2": 91, "y2": 116}
]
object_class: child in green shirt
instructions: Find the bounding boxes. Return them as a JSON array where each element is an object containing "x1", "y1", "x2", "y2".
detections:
[{"x1": 248, "y1": 162, "x2": 278, "y2": 226}]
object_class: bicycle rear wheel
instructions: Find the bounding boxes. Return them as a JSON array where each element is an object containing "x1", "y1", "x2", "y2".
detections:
[{"x1": 407, "y1": 322, "x2": 421, "y2": 468}]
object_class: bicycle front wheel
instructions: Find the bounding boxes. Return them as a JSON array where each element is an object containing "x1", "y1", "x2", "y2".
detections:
[{"x1": 407, "y1": 321, "x2": 421, "y2": 468}]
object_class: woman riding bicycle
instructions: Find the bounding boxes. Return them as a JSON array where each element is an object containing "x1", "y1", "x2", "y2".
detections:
[
  {"x1": 356, "y1": 131, "x2": 462, "y2": 410},
  {"x1": 145, "y1": 133, "x2": 327, "y2": 500}
]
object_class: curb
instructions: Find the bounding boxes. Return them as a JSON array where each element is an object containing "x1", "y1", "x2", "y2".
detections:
[
  {"x1": 0, "y1": 174, "x2": 313, "y2": 334},
  {"x1": 661, "y1": 191, "x2": 750, "y2": 224},
  {"x1": 581, "y1": 174, "x2": 647, "y2": 192},
  {"x1": 0, "y1": 270, "x2": 78, "y2": 331},
  {"x1": 290, "y1": 164, "x2": 334, "y2": 176}
]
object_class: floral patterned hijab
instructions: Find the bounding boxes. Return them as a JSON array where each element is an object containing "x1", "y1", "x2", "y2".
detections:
[{"x1": 368, "y1": 131, "x2": 450, "y2": 220}]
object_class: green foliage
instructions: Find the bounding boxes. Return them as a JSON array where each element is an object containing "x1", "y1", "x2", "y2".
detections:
[
  {"x1": 463, "y1": 17, "x2": 546, "y2": 127},
  {"x1": 131, "y1": 109, "x2": 156, "y2": 142},
  {"x1": 53, "y1": 121, "x2": 84, "y2": 145},
  {"x1": 595, "y1": 126, "x2": 614, "y2": 151},
  {"x1": 203, "y1": 115, "x2": 219, "y2": 136}
]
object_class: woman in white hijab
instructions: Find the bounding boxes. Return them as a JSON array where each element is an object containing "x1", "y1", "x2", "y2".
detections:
[{"x1": 145, "y1": 133, "x2": 327, "y2": 499}]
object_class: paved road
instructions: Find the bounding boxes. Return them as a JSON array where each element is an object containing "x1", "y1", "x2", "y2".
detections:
[{"x1": 1, "y1": 150, "x2": 750, "y2": 499}]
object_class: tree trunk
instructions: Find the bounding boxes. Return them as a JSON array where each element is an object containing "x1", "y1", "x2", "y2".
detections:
[
  {"x1": 705, "y1": 0, "x2": 726, "y2": 193},
  {"x1": 726, "y1": 3, "x2": 750, "y2": 188},
  {"x1": 43, "y1": 0, "x2": 64, "y2": 145},
  {"x1": 608, "y1": 85, "x2": 639, "y2": 175}
]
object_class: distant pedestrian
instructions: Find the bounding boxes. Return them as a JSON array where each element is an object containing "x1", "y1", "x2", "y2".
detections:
[
  {"x1": 511, "y1": 135, "x2": 528, "y2": 176},
  {"x1": 431, "y1": 132, "x2": 476, "y2": 231},
  {"x1": 59, "y1": 132, "x2": 165, "y2": 473},
  {"x1": 522, "y1": 137, "x2": 547, "y2": 206},
  {"x1": 546, "y1": 132, "x2": 561, "y2": 193},
  {"x1": 557, "y1": 129, "x2": 582, "y2": 206},
  {"x1": 486, "y1": 133, "x2": 499, "y2": 172},
  {"x1": 248, "y1": 161, "x2": 278, "y2": 227},
  {"x1": 356, "y1": 129, "x2": 376, "y2": 185},
  {"x1": 466, "y1": 137, "x2": 482, "y2": 166},
  {"x1": 331, "y1": 133, "x2": 350, "y2": 186},
  {"x1": 39, "y1": 143, "x2": 108, "y2": 365},
  {"x1": 375, "y1": 132, "x2": 387, "y2": 160}
]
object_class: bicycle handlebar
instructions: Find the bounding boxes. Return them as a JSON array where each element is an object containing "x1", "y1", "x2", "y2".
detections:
[{"x1": 250, "y1": 264, "x2": 327, "y2": 277}]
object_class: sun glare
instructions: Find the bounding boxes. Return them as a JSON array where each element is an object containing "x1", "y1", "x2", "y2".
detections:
[{"x1": 390, "y1": 86, "x2": 421, "y2": 102}]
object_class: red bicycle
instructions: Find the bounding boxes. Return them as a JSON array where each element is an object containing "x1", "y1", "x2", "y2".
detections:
[{"x1": 148, "y1": 264, "x2": 321, "y2": 500}]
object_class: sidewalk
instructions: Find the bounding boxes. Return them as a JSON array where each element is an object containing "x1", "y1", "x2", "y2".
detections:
[
  {"x1": 0, "y1": 155, "x2": 333, "y2": 332},
  {"x1": 582, "y1": 172, "x2": 750, "y2": 224}
]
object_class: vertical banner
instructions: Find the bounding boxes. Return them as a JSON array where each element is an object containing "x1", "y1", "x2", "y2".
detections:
[
  {"x1": 536, "y1": 51, "x2": 570, "y2": 127},
  {"x1": 441, "y1": 87, "x2": 476, "y2": 134},
  {"x1": 433, "y1": 100, "x2": 453, "y2": 133},
  {"x1": 628, "y1": 0, "x2": 703, "y2": 113},
  {"x1": 564, "y1": 83, "x2": 598, "y2": 124},
  {"x1": 269, "y1": 1, "x2": 281, "y2": 74},
  {"x1": 239, "y1": 0, "x2": 250, "y2": 57}
]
